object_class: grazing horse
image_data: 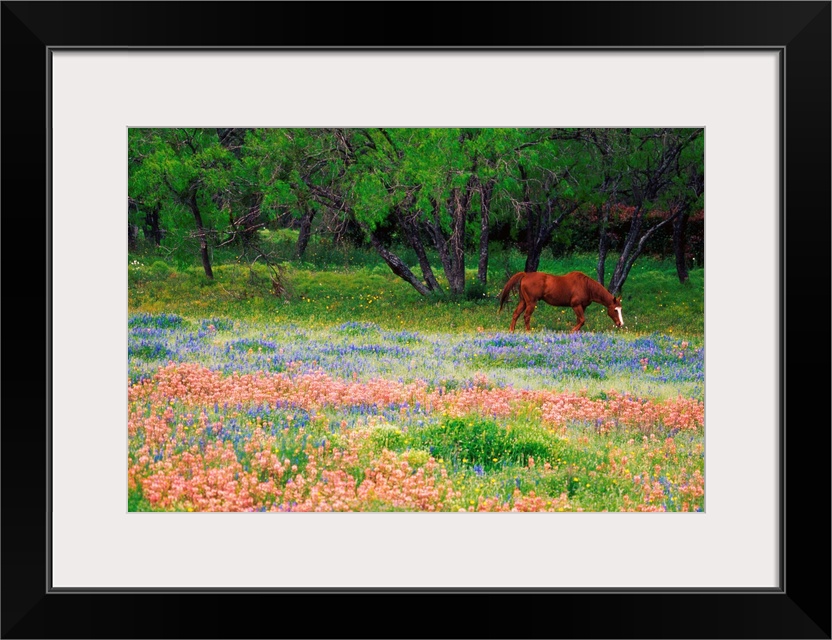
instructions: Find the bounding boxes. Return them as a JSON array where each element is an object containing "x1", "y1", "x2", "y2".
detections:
[{"x1": 498, "y1": 271, "x2": 624, "y2": 333}]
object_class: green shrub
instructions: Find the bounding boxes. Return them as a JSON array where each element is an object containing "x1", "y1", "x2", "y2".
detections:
[
  {"x1": 149, "y1": 260, "x2": 172, "y2": 279},
  {"x1": 414, "y1": 418, "x2": 557, "y2": 471},
  {"x1": 128, "y1": 486, "x2": 152, "y2": 512},
  {"x1": 464, "y1": 279, "x2": 489, "y2": 301},
  {"x1": 370, "y1": 425, "x2": 407, "y2": 451}
]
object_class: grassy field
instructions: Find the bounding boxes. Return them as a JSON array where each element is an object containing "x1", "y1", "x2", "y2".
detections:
[
  {"x1": 127, "y1": 245, "x2": 705, "y2": 513},
  {"x1": 129, "y1": 240, "x2": 704, "y2": 335}
]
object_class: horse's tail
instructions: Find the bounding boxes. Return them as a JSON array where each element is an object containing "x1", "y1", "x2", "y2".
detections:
[{"x1": 498, "y1": 272, "x2": 526, "y2": 312}]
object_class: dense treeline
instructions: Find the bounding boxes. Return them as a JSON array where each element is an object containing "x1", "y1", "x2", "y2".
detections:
[{"x1": 128, "y1": 128, "x2": 703, "y2": 297}]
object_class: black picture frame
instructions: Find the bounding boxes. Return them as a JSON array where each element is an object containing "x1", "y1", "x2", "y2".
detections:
[{"x1": 2, "y1": 2, "x2": 829, "y2": 638}]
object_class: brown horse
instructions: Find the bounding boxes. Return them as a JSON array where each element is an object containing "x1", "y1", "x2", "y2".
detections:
[{"x1": 498, "y1": 271, "x2": 624, "y2": 333}]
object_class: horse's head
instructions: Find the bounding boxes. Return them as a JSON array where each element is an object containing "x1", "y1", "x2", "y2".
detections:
[{"x1": 606, "y1": 296, "x2": 624, "y2": 327}]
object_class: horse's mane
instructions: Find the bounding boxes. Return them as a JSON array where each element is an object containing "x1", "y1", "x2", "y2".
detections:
[{"x1": 576, "y1": 272, "x2": 614, "y2": 304}]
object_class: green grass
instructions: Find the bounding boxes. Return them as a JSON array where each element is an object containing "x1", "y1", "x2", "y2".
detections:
[{"x1": 128, "y1": 248, "x2": 703, "y2": 337}]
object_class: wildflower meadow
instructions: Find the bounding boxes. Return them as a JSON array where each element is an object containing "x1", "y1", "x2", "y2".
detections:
[
  {"x1": 128, "y1": 260, "x2": 705, "y2": 513},
  {"x1": 128, "y1": 126, "x2": 705, "y2": 514}
]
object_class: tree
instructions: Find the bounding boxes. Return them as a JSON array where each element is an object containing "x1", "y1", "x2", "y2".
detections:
[
  {"x1": 494, "y1": 129, "x2": 595, "y2": 276},
  {"x1": 127, "y1": 127, "x2": 705, "y2": 297},
  {"x1": 580, "y1": 128, "x2": 704, "y2": 296},
  {"x1": 466, "y1": 128, "x2": 517, "y2": 285},
  {"x1": 345, "y1": 128, "x2": 437, "y2": 295},
  {"x1": 393, "y1": 128, "x2": 515, "y2": 295},
  {"x1": 671, "y1": 136, "x2": 705, "y2": 283},
  {"x1": 389, "y1": 128, "x2": 480, "y2": 296},
  {"x1": 513, "y1": 139, "x2": 582, "y2": 273},
  {"x1": 215, "y1": 128, "x2": 266, "y2": 250},
  {"x1": 128, "y1": 128, "x2": 235, "y2": 279},
  {"x1": 244, "y1": 128, "x2": 344, "y2": 259}
]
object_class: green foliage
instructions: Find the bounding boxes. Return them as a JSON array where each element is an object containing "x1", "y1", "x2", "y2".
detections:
[
  {"x1": 351, "y1": 172, "x2": 390, "y2": 229},
  {"x1": 413, "y1": 417, "x2": 558, "y2": 471},
  {"x1": 129, "y1": 127, "x2": 704, "y2": 300}
]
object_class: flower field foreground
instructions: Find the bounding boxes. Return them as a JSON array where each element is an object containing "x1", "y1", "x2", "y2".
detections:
[
  {"x1": 129, "y1": 315, "x2": 704, "y2": 400},
  {"x1": 128, "y1": 315, "x2": 704, "y2": 513}
]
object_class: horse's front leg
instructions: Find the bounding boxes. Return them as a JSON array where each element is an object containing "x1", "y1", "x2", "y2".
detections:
[
  {"x1": 509, "y1": 300, "x2": 526, "y2": 332},
  {"x1": 571, "y1": 305, "x2": 586, "y2": 332}
]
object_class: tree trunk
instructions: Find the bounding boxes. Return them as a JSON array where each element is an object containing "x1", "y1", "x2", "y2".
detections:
[
  {"x1": 523, "y1": 210, "x2": 541, "y2": 273},
  {"x1": 477, "y1": 179, "x2": 494, "y2": 285},
  {"x1": 398, "y1": 210, "x2": 440, "y2": 291},
  {"x1": 608, "y1": 205, "x2": 644, "y2": 295},
  {"x1": 128, "y1": 198, "x2": 139, "y2": 250},
  {"x1": 524, "y1": 239, "x2": 543, "y2": 273},
  {"x1": 425, "y1": 182, "x2": 472, "y2": 297},
  {"x1": 426, "y1": 199, "x2": 454, "y2": 290},
  {"x1": 673, "y1": 209, "x2": 690, "y2": 283},
  {"x1": 524, "y1": 210, "x2": 548, "y2": 273},
  {"x1": 426, "y1": 219, "x2": 453, "y2": 281},
  {"x1": 519, "y1": 166, "x2": 563, "y2": 275},
  {"x1": 142, "y1": 203, "x2": 163, "y2": 246},
  {"x1": 597, "y1": 204, "x2": 610, "y2": 287},
  {"x1": 524, "y1": 200, "x2": 574, "y2": 273},
  {"x1": 411, "y1": 226, "x2": 441, "y2": 292},
  {"x1": 448, "y1": 188, "x2": 467, "y2": 296},
  {"x1": 128, "y1": 223, "x2": 139, "y2": 251},
  {"x1": 187, "y1": 192, "x2": 214, "y2": 279},
  {"x1": 608, "y1": 204, "x2": 685, "y2": 296},
  {"x1": 368, "y1": 232, "x2": 431, "y2": 296},
  {"x1": 520, "y1": 165, "x2": 538, "y2": 273},
  {"x1": 296, "y1": 206, "x2": 315, "y2": 259}
]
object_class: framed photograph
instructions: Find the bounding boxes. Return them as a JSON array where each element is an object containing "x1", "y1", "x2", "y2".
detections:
[{"x1": 3, "y1": 1, "x2": 829, "y2": 638}]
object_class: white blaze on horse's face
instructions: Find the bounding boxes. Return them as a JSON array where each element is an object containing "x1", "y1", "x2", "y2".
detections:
[{"x1": 616, "y1": 306, "x2": 624, "y2": 327}]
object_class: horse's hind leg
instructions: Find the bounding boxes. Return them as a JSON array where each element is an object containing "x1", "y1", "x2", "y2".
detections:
[
  {"x1": 509, "y1": 300, "x2": 526, "y2": 332},
  {"x1": 523, "y1": 301, "x2": 537, "y2": 331},
  {"x1": 571, "y1": 305, "x2": 586, "y2": 332}
]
